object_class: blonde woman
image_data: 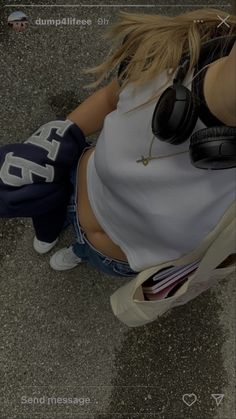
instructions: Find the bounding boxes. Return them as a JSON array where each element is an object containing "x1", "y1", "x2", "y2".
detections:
[{"x1": 0, "y1": 8, "x2": 235, "y2": 278}]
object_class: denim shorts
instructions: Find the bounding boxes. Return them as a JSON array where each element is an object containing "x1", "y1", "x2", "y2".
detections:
[{"x1": 66, "y1": 149, "x2": 138, "y2": 278}]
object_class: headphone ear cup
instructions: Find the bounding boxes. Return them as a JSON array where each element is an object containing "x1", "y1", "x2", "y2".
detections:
[
  {"x1": 190, "y1": 126, "x2": 236, "y2": 169},
  {"x1": 152, "y1": 87, "x2": 178, "y2": 138},
  {"x1": 178, "y1": 89, "x2": 199, "y2": 144},
  {"x1": 152, "y1": 85, "x2": 199, "y2": 145}
]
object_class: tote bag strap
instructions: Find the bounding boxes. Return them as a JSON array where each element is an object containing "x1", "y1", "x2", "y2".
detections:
[{"x1": 192, "y1": 216, "x2": 236, "y2": 284}]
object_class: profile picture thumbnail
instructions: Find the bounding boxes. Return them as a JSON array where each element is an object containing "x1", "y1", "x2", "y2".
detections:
[{"x1": 8, "y1": 11, "x2": 29, "y2": 32}]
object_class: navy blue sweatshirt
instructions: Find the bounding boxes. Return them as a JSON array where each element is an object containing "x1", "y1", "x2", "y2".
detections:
[{"x1": 0, "y1": 119, "x2": 88, "y2": 217}]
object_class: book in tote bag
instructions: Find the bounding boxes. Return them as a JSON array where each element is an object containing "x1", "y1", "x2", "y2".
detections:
[{"x1": 110, "y1": 202, "x2": 236, "y2": 327}]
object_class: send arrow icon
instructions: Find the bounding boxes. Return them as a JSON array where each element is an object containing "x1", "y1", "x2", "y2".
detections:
[{"x1": 211, "y1": 394, "x2": 224, "y2": 406}]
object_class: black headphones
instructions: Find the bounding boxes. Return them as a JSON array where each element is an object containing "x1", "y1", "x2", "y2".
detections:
[{"x1": 151, "y1": 35, "x2": 236, "y2": 169}]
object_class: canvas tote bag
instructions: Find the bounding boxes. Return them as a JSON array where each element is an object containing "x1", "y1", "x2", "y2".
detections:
[{"x1": 110, "y1": 201, "x2": 236, "y2": 327}]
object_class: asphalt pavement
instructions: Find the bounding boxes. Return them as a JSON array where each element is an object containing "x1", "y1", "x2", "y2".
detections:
[{"x1": 0, "y1": 1, "x2": 235, "y2": 418}]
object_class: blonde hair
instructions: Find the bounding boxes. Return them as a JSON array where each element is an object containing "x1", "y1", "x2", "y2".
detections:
[{"x1": 83, "y1": 8, "x2": 236, "y2": 110}]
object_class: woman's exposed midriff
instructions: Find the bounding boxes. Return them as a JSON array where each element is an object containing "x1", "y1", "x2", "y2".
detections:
[{"x1": 76, "y1": 147, "x2": 128, "y2": 262}]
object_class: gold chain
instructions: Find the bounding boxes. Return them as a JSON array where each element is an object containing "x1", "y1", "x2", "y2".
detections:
[{"x1": 136, "y1": 135, "x2": 189, "y2": 166}]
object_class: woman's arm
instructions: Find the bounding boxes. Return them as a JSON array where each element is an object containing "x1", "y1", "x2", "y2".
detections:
[
  {"x1": 67, "y1": 78, "x2": 120, "y2": 136},
  {"x1": 204, "y1": 41, "x2": 236, "y2": 126}
]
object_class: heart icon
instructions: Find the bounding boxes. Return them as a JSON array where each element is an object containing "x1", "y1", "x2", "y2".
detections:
[{"x1": 182, "y1": 393, "x2": 197, "y2": 406}]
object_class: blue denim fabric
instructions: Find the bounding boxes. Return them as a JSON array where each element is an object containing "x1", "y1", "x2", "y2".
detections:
[{"x1": 66, "y1": 154, "x2": 138, "y2": 278}]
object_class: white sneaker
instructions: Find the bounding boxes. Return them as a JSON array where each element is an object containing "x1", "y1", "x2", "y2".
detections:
[
  {"x1": 33, "y1": 236, "x2": 58, "y2": 254},
  {"x1": 50, "y1": 246, "x2": 82, "y2": 271}
]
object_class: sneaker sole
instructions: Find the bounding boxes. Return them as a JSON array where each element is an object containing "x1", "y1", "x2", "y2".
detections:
[{"x1": 49, "y1": 258, "x2": 80, "y2": 271}]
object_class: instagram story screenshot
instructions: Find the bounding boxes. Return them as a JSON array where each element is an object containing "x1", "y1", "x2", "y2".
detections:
[{"x1": 0, "y1": 1, "x2": 235, "y2": 418}]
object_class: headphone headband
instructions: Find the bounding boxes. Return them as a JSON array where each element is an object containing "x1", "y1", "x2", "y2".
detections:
[{"x1": 174, "y1": 34, "x2": 236, "y2": 84}]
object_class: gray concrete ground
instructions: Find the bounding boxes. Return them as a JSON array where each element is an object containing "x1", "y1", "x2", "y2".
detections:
[{"x1": 0, "y1": 1, "x2": 235, "y2": 418}]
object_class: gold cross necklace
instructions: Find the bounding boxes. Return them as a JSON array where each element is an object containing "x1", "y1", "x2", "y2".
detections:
[{"x1": 136, "y1": 135, "x2": 189, "y2": 166}]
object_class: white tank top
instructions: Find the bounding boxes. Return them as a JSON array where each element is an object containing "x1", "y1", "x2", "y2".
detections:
[{"x1": 87, "y1": 69, "x2": 236, "y2": 271}]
